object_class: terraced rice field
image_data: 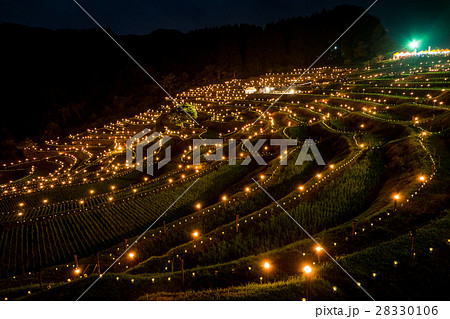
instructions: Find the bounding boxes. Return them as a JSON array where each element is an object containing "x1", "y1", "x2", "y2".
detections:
[{"x1": 1, "y1": 55, "x2": 449, "y2": 301}]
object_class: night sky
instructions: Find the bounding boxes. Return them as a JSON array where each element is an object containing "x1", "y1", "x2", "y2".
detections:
[{"x1": 1, "y1": 0, "x2": 450, "y2": 48}]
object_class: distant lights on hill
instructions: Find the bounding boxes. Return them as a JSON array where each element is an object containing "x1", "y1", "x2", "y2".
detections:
[{"x1": 393, "y1": 48, "x2": 450, "y2": 60}]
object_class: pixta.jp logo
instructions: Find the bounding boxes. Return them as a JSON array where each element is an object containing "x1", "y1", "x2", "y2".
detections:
[
  {"x1": 126, "y1": 129, "x2": 324, "y2": 176},
  {"x1": 126, "y1": 129, "x2": 172, "y2": 176}
]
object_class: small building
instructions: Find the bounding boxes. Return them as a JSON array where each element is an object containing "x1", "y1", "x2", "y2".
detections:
[{"x1": 244, "y1": 87, "x2": 257, "y2": 94}]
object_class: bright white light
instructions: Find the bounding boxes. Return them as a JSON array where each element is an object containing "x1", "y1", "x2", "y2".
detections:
[{"x1": 409, "y1": 40, "x2": 419, "y2": 49}]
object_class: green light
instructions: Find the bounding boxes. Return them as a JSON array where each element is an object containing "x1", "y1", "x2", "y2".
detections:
[{"x1": 409, "y1": 40, "x2": 419, "y2": 50}]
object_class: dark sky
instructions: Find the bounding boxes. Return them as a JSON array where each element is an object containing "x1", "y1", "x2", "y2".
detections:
[{"x1": 1, "y1": 0, "x2": 450, "y2": 48}]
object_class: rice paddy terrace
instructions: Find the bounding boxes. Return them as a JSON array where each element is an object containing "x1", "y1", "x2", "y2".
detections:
[{"x1": 1, "y1": 55, "x2": 449, "y2": 301}]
